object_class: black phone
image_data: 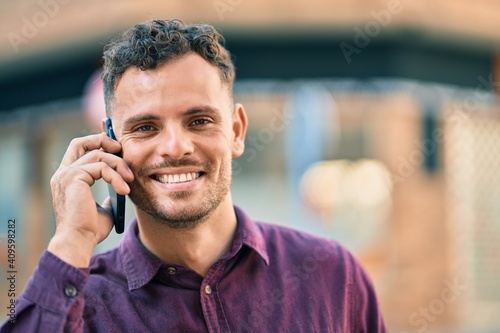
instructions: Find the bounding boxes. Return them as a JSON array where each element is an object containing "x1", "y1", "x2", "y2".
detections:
[{"x1": 105, "y1": 118, "x2": 126, "y2": 234}]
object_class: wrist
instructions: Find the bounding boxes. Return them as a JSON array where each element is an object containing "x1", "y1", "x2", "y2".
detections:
[{"x1": 47, "y1": 231, "x2": 97, "y2": 268}]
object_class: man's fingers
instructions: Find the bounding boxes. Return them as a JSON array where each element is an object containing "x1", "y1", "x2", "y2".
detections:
[
  {"x1": 75, "y1": 162, "x2": 131, "y2": 195},
  {"x1": 71, "y1": 150, "x2": 134, "y2": 182},
  {"x1": 60, "y1": 133, "x2": 122, "y2": 167}
]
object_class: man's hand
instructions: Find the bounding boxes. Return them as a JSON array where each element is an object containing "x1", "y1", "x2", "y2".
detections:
[{"x1": 47, "y1": 133, "x2": 134, "y2": 267}]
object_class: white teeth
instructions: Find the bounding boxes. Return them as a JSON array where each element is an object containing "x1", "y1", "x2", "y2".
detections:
[{"x1": 156, "y1": 172, "x2": 200, "y2": 184}]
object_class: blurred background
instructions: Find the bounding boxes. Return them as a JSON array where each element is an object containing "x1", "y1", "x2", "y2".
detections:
[{"x1": 1, "y1": 0, "x2": 500, "y2": 331}]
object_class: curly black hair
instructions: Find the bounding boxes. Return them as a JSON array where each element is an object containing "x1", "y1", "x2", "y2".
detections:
[{"x1": 101, "y1": 19, "x2": 235, "y2": 116}]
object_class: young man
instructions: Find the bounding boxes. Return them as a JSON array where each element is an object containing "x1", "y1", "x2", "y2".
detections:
[{"x1": 1, "y1": 19, "x2": 387, "y2": 332}]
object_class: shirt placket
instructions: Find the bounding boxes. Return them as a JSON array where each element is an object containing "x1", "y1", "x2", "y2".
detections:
[{"x1": 200, "y1": 262, "x2": 231, "y2": 333}]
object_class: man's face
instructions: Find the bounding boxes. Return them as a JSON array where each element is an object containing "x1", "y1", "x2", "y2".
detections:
[{"x1": 111, "y1": 53, "x2": 246, "y2": 228}]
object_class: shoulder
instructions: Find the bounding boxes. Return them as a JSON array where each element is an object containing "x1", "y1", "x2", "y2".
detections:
[
  {"x1": 249, "y1": 222, "x2": 387, "y2": 331},
  {"x1": 254, "y1": 221, "x2": 381, "y2": 310},
  {"x1": 255, "y1": 221, "x2": 344, "y2": 256},
  {"x1": 255, "y1": 221, "x2": 361, "y2": 275}
]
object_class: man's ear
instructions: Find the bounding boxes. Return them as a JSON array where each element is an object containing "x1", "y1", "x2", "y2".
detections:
[{"x1": 231, "y1": 103, "x2": 248, "y2": 158}]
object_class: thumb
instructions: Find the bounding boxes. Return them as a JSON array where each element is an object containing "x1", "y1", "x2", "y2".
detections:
[
  {"x1": 100, "y1": 196, "x2": 112, "y2": 212},
  {"x1": 96, "y1": 197, "x2": 115, "y2": 243}
]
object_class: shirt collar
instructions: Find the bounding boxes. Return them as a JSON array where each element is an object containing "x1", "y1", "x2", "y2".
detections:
[
  {"x1": 119, "y1": 220, "x2": 163, "y2": 291},
  {"x1": 233, "y1": 206, "x2": 269, "y2": 266},
  {"x1": 119, "y1": 205, "x2": 269, "y2": 291}
]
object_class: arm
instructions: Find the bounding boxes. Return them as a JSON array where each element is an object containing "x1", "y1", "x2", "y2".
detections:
[
  {"x1": 1, "y1": 252, "x2": 88, "y2": 332},
  {"x1": 1, "y1": 133, "x2": 133, "y2": 332},
  {"x1": 349, "y1": 254, "x2": 388, "y2": 333}
]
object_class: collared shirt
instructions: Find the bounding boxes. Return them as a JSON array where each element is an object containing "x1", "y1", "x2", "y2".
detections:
[{"x1": 1, "y1": 206, "x2": 387, "y2": 332}]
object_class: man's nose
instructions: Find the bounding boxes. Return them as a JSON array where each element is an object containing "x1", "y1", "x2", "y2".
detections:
[{"x1": 156, "y1": 125, "x2": 195, "y2": 159}]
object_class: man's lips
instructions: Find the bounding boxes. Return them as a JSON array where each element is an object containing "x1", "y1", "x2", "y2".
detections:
[{"x1": 152, "y1": 172, "x2": 203, "y2": 184}]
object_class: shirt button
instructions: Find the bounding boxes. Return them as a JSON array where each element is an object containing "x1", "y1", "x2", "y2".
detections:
[
  {"x1": 204, "y1": 284, "x2": 212, "y2": 295},
  {"x1": 167, "y1": 267, "x2": 177, "y2": 275},
  {"x1": 64, "y1": 285, "x2": 78, "y2": 298}
]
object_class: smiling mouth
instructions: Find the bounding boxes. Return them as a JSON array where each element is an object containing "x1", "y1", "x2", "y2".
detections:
[{"x1": 153, "y1": 172, "x2": 203, "y2": 184}]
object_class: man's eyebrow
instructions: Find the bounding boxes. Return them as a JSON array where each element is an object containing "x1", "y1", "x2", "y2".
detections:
[
  {"x1": 123, "y1": 114, "x2": 161, "y2": 128},
  {"x1": 184, "y1": 105, "x2": 222, "y2": 116},
  {"x1": 123, "y1": 106, "x2": 221, "y2": 127}
]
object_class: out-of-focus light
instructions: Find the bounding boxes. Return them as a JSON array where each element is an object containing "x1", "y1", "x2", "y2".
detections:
[
  {"x1": 83, "y1": 69, "x2": 106, "y2": 133},
  {"x1": 300, "y1": 159, "x2": 392, "y2": 216},
  {"x1": 349, "y1": 159, "x2": 392, "y2": 208},
  {"x1": 300, "y1": 160, "x2": 349, "y2": 214}
]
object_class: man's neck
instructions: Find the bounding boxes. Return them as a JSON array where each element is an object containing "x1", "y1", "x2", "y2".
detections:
[{"x1": 135, "y1": 198, "x2": 237, "y2": 277}]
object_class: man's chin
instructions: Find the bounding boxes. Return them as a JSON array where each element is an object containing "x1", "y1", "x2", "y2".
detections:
[
  {"x1": 168, "y1": 190, "x2": 194, "y2": 200},
  {"x1": 133, "y1": 199, "x2": 214, "y2": 230},
  {"x1": 149, "y1": 209, "x2": 211, "y2": 230},
  {"x1": 129, "y1": 171, "x2": 231, "y2": 229}
]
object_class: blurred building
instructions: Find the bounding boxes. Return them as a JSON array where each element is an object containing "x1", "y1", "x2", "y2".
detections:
[{"x1": 2, "y1": 1, "x2": 500, "y2": 331}]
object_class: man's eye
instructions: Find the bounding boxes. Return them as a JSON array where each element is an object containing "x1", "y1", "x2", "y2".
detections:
[
  {"x1": 135, "y1": 125, "x2": 154, "y2": 132},
  {"x1": 191, "y1": 118, "x2": 210, "y2": 126}
]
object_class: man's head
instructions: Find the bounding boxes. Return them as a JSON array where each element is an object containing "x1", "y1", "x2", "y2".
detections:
[
  {"x1": 102, "y1": 19, "x2": 235, "y2": 117},
  {"x1": 100, "y1": 19, "x2": 247, "y2": 229}
]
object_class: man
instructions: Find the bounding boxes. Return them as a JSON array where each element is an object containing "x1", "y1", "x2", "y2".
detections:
[{"x1": 1, "y1": 19, "x2": 387, "y2": 332}]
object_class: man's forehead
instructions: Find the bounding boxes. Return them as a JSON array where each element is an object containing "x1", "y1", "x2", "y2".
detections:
[
  {"x1": 118, "y1": 65, "x2": 164, "y2": 91},
  {"x1": 111, "y1": 55, "x2": 233, "y2": 117},
  {"x1": 116, "y1": 55, "x2": 226, "y2": 93}
]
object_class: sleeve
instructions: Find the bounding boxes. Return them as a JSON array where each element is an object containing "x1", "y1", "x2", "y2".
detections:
[
  {"x1": 348, "y1": 252, "x2": 388, "y2": 333},
  {"x1": 0, "y1": 251, "x2": 90, "y2": 333}
]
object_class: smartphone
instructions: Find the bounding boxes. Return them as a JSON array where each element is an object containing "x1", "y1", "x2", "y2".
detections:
[{"x1": 105, "y1": 118, "x2": 126, "y2": 234}]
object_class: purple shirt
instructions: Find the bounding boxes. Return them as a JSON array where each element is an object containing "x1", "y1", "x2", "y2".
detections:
[{"x1": 1, "y1": 206, "x2": 386, "y2": 332}]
